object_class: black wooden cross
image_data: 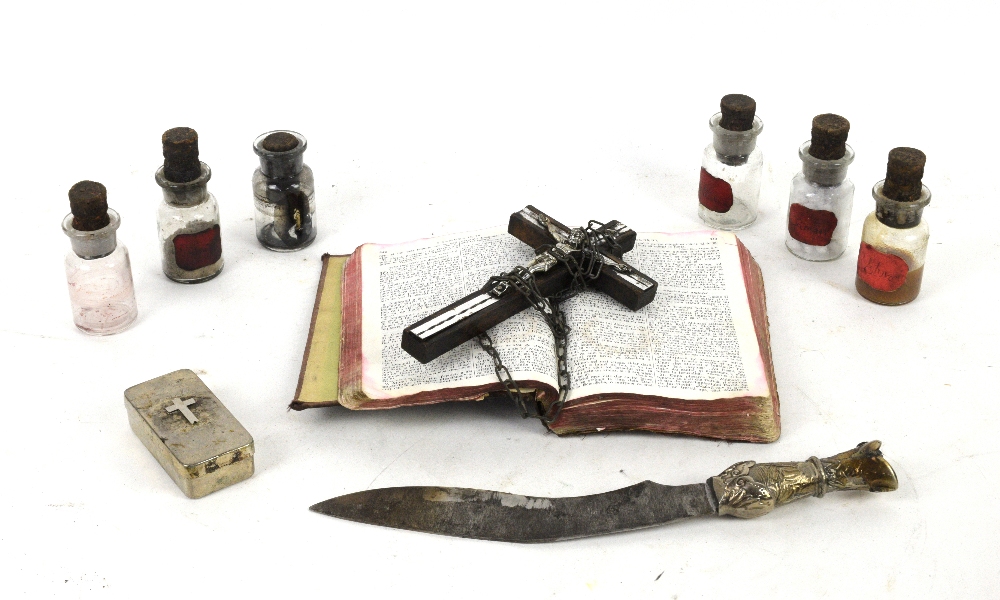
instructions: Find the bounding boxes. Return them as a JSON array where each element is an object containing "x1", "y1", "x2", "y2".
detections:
[{"x1": 401, "y1": 206, "x2": 658, "y2": 363}]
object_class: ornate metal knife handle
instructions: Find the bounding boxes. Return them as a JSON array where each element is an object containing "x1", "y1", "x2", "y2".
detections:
[{"x1": 710, "y1": 441, "x2": 898, "y2": 519}]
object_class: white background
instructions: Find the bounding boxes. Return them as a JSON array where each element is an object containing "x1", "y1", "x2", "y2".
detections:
[{"x1": 2, "y1": 1, "x2": 998, "y2": 597}]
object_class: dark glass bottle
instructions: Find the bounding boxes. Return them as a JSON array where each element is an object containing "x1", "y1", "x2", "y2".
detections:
[{"x1": 252, "y1": 130, "x2": 316, "y2": 251}]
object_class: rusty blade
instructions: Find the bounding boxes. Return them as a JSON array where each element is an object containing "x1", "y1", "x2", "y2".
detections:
[{"x1": 309, "y1": 481, "x2": 717, "y2": 543}]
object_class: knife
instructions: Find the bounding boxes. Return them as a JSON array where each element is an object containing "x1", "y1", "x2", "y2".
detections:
[{"x1": 310, "y1": 441, "x2": 898, "y2": 543}]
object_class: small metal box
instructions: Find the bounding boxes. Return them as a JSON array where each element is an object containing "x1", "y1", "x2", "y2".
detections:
[{"x1": 125, "y1": 369, "x2": 254, "y2": 498}]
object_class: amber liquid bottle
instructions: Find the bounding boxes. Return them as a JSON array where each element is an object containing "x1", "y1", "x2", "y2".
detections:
[{"x1": 855, "y1": 148, "x2": 931, "y2": 305}]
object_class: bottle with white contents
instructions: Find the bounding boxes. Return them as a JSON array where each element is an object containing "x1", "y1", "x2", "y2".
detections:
[{"x1": 785, "y1": 114, "x2": 856, "y2": 261}]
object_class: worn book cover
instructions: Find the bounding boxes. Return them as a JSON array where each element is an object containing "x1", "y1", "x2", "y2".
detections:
[{"x1": 292, "y1": 228, "x2": 779, "y2": 442}]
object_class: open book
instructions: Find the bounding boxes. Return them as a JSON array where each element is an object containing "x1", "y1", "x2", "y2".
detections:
[{"x1": 292, "y1": 227, "x2": 779, "y2": 442}]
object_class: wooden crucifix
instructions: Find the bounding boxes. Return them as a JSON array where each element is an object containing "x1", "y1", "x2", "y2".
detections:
[{"x1": 401, "y1": 206, "x2": 658, "y2": 364}]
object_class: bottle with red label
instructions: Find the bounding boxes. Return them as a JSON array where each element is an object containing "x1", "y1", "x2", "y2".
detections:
[
  {"x1": 697, "y1": 94, "x2": 764, "y2": 230},
  {"x1": 785, "y1": 114, "x2": 855, "y2": 260},
  {"x1": 155, "y1": 128, "x2": 224, "y2": 283},
  {"x1": 855, "y1": 148, "x2": 931, "y2": 305},
  {"x1": 63, "y1": 181, "x2": 139, "y2": 335}
]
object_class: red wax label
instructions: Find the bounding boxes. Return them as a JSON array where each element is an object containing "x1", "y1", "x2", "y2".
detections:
[
  {"x1": 857, "y1": 242, "x2": 908, "y2": 292},
  {"x1": 698, "y1": 168, "x2": 733, "y2": 213},
  {"x1": 787, "y1": 203, "x2": 838, "y2": 246},
  {"x1": 173, "y1": 225, "x2": 222, "y2": 271}
]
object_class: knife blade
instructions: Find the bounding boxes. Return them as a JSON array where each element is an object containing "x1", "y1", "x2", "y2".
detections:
[{"x1": 310, "y1": 441, "x2": 897, "y2": 543}]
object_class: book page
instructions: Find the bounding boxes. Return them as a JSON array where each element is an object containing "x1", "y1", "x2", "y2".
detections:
[
  {"x1": 359, "y1": 227, "x2": 558, "y2": 398},
  {"x1": 563, "y1": 231, "x2": 769, "y2": 401}
]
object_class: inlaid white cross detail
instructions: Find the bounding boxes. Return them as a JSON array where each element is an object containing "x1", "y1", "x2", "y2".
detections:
[{"x1": 165, "y1": 397, "x2": 199, "y2": 424}]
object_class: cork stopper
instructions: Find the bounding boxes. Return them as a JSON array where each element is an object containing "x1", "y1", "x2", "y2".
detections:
[
  {"x1": 882, "y1": 147, "x2": 926, "y2": 202},
  {"x1": 809, "y1": 114, "x2": 850, "y2": 160},
  {"x1": 68, "y1": 180, "x2": 110, "y2": 231},
  {"x1": 162, "y1": 127, "x2": 201, "y2": 183},
  {"x1": 261, "y1": 132, "x2": 300, "y2": 152},
  {"x1": 719, "y1": 94, "x2": 756, "y2": 131}
]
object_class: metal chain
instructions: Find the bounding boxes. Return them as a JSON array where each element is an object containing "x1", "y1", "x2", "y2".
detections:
[{"x1": 477, "y1": 221, "x2": 610, "y2": 424}]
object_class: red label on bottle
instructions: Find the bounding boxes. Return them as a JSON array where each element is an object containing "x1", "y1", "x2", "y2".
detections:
[
  {"x1": 787, "y1": 203, "x2": 838, "y2": 246},
  {"x1": 698, "y1": 168, "x2": 733, "y2": 213},
  {"x1": 173, "y1": 225, "x2": 222, "y2": 271},
  {"x1": 857, "y1": 242, "x2": 908, "y2": 292}
]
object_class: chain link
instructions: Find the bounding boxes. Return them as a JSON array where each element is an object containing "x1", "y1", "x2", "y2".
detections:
[{"x1": 477, "y1": 220, "x2": 612, "y2": 424}]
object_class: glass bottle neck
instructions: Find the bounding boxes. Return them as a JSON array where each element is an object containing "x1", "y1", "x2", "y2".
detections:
[
  {"x1": 800, "y1": 141, "x2": 854, "y2": 186},
  {"x1": 710, "y1": 113, "x2": 763, "y2": 166},
  {"x1": 63, "y1": 209, "x2": 119, "y2": 259},
  {"x1": 872, "y1": 181, "x2": 932, "y2": 229},
  {"x1": 259, "y1": 153, "x2": 304, "y2": 179},
  {"x1": 155, "y1": 163, "x2": 211, "y2": 207},
  {"x1": 253, "y1": 131, "x2": 307, "y2": 179}
]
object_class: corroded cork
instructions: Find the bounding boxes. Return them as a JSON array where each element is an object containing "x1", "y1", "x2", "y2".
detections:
[
  {"x1": 68, "y1": 180, "x2": 110, "y2": 231},
  {"x1": 162, "y1": 127, "x2": 201, "y2": 184},
  {"x1": 719, "y1": 94, "x2": 756, "y2": 131},
  {"x1": 809, "y1": 114, "x2": 850, "y2": 160},
  {"x1": 882, "y1": 147, "x2": 926, "y2": 202},
  {"x1": 261, "y1": 131, "x2": 300, "y2": 152}
]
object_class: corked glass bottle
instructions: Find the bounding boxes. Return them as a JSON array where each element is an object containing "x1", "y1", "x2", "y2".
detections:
[
  {"x1": 252, "y1": 130, "x2": 316, "y2": 251},
  {"x1": 698, "y1": 94, "x2": 764, "y2": 230},
  {"x1": 155, "y1": 127, "x2": 224, "y2": 283},
  {"x1": 62, "y1": 181, "x2": 138, "y2": 335},
  {"x1": 785, "y1": 114, "x2": 856, "y2": 260},
  {"x1": 855, "y1": 148, "x2": 931, "y2": 305}
]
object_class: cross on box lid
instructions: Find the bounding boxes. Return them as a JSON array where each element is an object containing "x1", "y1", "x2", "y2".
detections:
[{"x1": 124, "y1": 369, "x2": 254, "y2": 498}]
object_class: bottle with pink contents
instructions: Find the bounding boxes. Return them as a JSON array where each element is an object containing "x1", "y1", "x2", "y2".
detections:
[{"x1": 62, "y1": 181, "x2": 138, "y2": 335}]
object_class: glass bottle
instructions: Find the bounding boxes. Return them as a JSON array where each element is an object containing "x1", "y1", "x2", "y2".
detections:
[
  {"x1": 785, "y1": 114, "x2": 855, "y2": 261},
  {"x1": 62, "y1": 181, "x2": 138, "y2": 335},
  {"x1": 155, "y1": 127, "x2": 224, "y2": 282},
  {"x1": 855, "y1": 148, "x2": 931, "y2": 305},
  {"x1": 698, "y1": 94, "x2": 764, "y2": 230},
  {"x1": 252, "y1": 130, "x2": 316, "y2": 251}
]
